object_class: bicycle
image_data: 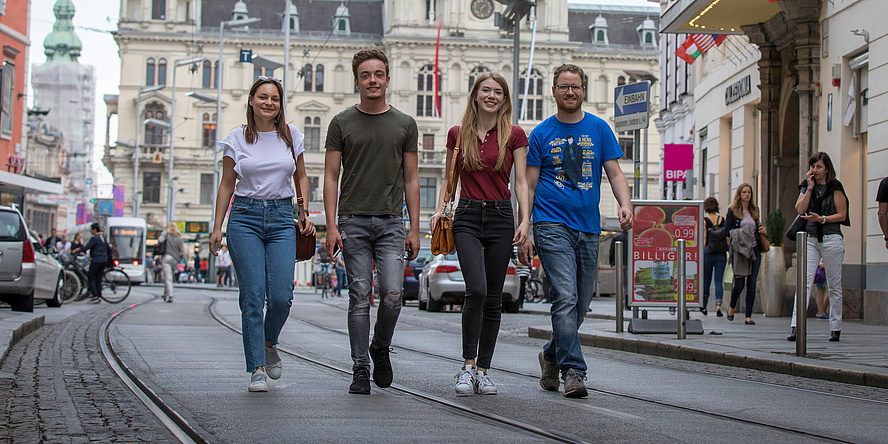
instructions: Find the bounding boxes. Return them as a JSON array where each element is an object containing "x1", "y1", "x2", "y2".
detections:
[
  {"x1": 524, "y1": 276, "x2": 543, "y2": 303},
  {"x1": 99, "y1": 267, "x2": 132, "y2": 303}
]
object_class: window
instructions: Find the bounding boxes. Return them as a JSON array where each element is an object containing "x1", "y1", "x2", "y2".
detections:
[
  {"x1": 583, "y1": 75, "x2": 589, "y2": 102},
  {"x1": 146, "y1": 58, "x2": 167, "y2": 86},
  {"x1": 518, "y1": 69, "x2": 544, "y2": 121},
  {"x1": 308, "y1": 177, "x2": 319, "y2": 202},
  {"x1": 199, "y1": 173, "x2": 213, "y2": 204},
  {"x1": 419, "y1": 177, "x2": 437, "y2": 209},
  {"x1": 304, "y1": 117, "x2": 321, "y2": 151},
  {"x1": 202, "y1": 60, "x2": 212, "y2": 88},
  {"x1": 0, "y1": 62, "x2": 14, "y2": 137},
  {"x1": 152, "y1": 0, "x2": 165, "y2": 19},
  {"x1": 645, "y1": 32, "x2": 654, "y2": 45},
  {"x1": 157, "y1": 58, "x2": 167, "y2": 85},
  {"x1": 303, "y1": 64, "x2": 312, "y2": 91},
  {"x1": 416, "y1": 64, "x2": 440, "y2": 117},
  {"x1": 202, "y1": 113, "x2": 216, "y2": 147},
  {"x1": 422, "y1": 133, "x2": 434, "y2": 162},
  {"x1": 618, "y1": 131, "x2": 633, "y2": 160},
  {"x1": 338, "y1": 20, "x2": 346, "y2": 31},
  {"x1": 597, "y1": 30, "x2": 605, "y2": 42},
  {"x1": 253, "y1": 66, "x2": 269, "y2": 80},
  {"x1": 468, "y1": 66, "x2": 488, "y2": 91},
  {"x1": 303, "y1": 64, "x2": 325, "y2": 92},
  {"x1": 143, "y1": 172, "x2": 161, "y2": 203},
  {"x1": 144, "y1": 103, "x2": 166, "y2": 145},
  {"x1": 316, "y1": 64, "x2": 324, "y2": 92},
  {"x1": 617, "y1": 76, "x2": 626, "y2": 86},
  {"x1": 146, "y1": 58, "x2": 156, "y2": 86}
]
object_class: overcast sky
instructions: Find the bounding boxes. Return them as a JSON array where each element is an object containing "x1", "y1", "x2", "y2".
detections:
[{"x1": 26, "y1": 0, "x2": 659, "y2": 194}]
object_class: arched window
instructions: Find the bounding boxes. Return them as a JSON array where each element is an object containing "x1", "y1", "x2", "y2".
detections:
[
  {"x1": 144, "y1": 103, "x2": 167, "y2": 145},
  {"x1": 146, "y1": 58, "x2": 156, "y2": 86},
  {"x1": 157, "y1": 58, "x2": 167, "y2": 85},
  {"x1": 316, "y1": 64, "x2": 324, "y2": 92},
  {"x1": 617, "y1": 76, "x2": 626, "y2": 86},
  {"x1": 518, "y1": 69, "x2": 544, "y2": 121},
  {"x1": 202, "y1": 60, "x2": 212, "y2": 88},
  {"x1": 416, "y1": 64, "x2": 440, "y2": 117},
  {"x1": 468, "y1": 66, "x2": 488, "y2": 91},
  {"x1": 304, "y1": 116, "x2": 321, "y2": 151},
  {"x1": 303, "y1": 64, "x2": 313, "y2": 91},
  {"x1": 645, "y1": 33, "x2": 654, "y2": 44},
  {"x1": 597, "y1": 30, "x2": 605, "y2": 42},
  {"x1": 253, "y1": 66, "x2": 268, "y2": 80},
  {"x1": 201, "y1": 113, "x2": 216, "y2": 147}
]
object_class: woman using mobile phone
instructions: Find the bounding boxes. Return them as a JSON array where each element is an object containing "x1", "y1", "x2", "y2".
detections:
[{"x1": 787, "y1": 152, "x2": 848, "y2": 342}]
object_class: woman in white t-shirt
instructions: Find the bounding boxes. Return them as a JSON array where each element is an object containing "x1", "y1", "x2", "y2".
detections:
[{"x1": 209, "y1": 76, "x2": 315, "y2": 393}]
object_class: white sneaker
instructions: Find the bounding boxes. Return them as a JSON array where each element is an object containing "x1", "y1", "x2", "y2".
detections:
[
  {"x1": 454, "y1": 365, "x2": 476, "y2": 396},
  {"x1": 249, "y1": 368, "x2": 268, "y2": 392},
  {"x1": 475, "y1": 370, "x2": 497, "y2": 395},
  {"x1": 266, "y1": 346, "x2": 282, "y2": 380}
]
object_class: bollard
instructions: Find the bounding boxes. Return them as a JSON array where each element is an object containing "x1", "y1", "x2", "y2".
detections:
[
  {"x1": 796, "y1": 231, "x2": 807, "y2": 356},
  {"x1": 615, "y1": 241, "x2": 624, "y2": 333},
  {"x1": 677, "y1": 239, "x2": 686, "y2": 339}
]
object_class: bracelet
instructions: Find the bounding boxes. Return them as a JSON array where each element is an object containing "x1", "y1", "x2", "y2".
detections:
[{"x1": 822, "y1": 215, "x2": 827, "y2": 224}]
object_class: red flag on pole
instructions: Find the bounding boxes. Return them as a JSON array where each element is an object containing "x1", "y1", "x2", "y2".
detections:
[{"x1": 434, "y1": 17, "x2": 442, "y2": 118}]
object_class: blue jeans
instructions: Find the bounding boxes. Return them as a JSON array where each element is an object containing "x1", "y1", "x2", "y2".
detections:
[
  {"x1": 338, "y1": 215, "x2": 406, "y2": 371},
  {"x1": 702, "y1": 249, "x2": 727, "y2": 307},
  {"x1": 226, "y1": 196, "x2": 297, "y2": 372},
  {"x1": 534, "y1": 223, "x2": 599, "y2": 377},
  {"x1": 730, "y1": 248, "x2": 762, "y2": 318},
  {"x1": 452, "y1": 198, "x2": 515, "y2": 370}
]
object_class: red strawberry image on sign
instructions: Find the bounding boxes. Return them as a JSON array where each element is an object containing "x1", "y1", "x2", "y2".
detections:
[
  {"x1": 634, "y1": 227, "x2": 674, "y2": 248},
  {"x1": 635, "y1": 207, "x2": 666, "y2": 226},
  {"x1": 633, "y1": 219, "x2": 656, "y2": 233}
]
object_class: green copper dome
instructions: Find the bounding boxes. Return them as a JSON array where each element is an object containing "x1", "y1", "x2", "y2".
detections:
[{"x1": 43, "y1": 0, "x2": 82, "y2": 62}]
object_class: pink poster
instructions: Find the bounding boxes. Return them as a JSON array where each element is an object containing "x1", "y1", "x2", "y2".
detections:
[{"x1": 664, "y1": 144, "x2": 693, "y2": 182}]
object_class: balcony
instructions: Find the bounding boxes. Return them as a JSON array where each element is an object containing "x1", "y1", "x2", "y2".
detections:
[{"x1": 418, "y1": 150, "x2": 447, "y2": 166}]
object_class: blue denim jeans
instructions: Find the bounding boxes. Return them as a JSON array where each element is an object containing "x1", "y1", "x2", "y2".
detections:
[
  {"x1": 452, "y1": 198, "x2": 515, "y2": 370},
  {"x1": 703, "y1": 249, "x2": 727, "y2": 307},
  {"x1": 226, "y1": 196, "x2": 297, "y2": 372},
  {"x1": 338, "y1": 215, "x2": 406, "y2": 371},
  {"x1": 534, "y1": 222, "x2": 599, "y2": 377}
]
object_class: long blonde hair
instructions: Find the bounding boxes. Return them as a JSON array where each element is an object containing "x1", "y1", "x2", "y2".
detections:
[
  {"x1": 166, "y1": 222, "x2": 182, "y2": 237},
  {"x1": 729, "y1": 183, "x2": 760, "y2": 220},
  {"x1": 458, "y1": 72, "x2": 513, "y2": 172}
]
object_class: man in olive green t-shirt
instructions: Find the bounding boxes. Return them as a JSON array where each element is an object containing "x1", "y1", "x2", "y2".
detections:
[{"x1": 324, "y1": 49, "x2": 420, "y2": 395}]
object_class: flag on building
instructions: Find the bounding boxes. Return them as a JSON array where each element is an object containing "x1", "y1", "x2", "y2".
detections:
[
  {"x1": 675, "y1": 38, "x2": 702, "y2": 64},
  {"x1": 691, "y1": 34, "x2": 726, "y2": 52},
  {"x1": 675, "y1": 34, "x2": 726, "y2": 64}
]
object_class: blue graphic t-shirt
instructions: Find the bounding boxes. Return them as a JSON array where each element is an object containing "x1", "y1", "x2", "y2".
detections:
[{"x1": 527, "y1": 112, "x2": 623, "y2": 234}]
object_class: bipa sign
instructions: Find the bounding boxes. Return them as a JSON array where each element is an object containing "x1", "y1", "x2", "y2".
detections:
[{"x1": 664, "y1": 144, "x2": 693, "y2": 182}]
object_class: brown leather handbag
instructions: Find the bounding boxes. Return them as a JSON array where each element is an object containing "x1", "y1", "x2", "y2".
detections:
[
  {"x1": 288, "y1": 128, "x2": 317, "y2": 262},
  {"x1": 431, "y1": 143, "x2": 459, "y2": 256}
]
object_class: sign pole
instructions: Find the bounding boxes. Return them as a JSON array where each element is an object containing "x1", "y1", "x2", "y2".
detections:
[
  {"x1": 615, "y1": 240, "x2": 624, "y2": 333},
  {"x1": 634, "y1": 129, "x2": 641, "y2": 199},
  {"x1": 677, "y1": 239, "x2": 686, "y2": 339}
]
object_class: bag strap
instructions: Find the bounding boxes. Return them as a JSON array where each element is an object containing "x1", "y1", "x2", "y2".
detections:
[
  {"x1": 441, "y1": 142, "x2": 460, "y2": 217},
  {"x1": 286, "y1": 125, "x2": 307, "y2": 224}
]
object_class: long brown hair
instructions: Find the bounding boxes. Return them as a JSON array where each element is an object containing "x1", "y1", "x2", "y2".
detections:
[
  {"x1": 458, "y1": 72, "x2": 513, "y2": 172},
  {"x1": 729, "y1": 183, "x2": 760, "y2": 220},
  {"x1": 243, "y1": 77, "x2": 292, "y2": 148}
]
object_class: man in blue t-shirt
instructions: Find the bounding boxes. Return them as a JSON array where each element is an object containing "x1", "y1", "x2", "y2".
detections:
[{"x1": 518, "y1": 64, "x2": 633, "y2": 399}]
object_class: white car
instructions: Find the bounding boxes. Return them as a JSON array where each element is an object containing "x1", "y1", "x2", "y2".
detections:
[
  {"x1": 417, "y1": 251, "x2": 521, "y2": 313},
  {"x1": 0, "y1": 206, "x2": 65, "y2": 312}
]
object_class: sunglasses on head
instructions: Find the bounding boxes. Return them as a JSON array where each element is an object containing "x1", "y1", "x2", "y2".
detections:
[{"x1": 257, "y1": 76, "x2": 282, "y2": 83}]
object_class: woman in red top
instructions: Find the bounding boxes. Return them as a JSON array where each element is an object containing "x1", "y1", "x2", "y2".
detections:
[{"x1": 432, "y1": 72, "x2": 530, "y2": 396}]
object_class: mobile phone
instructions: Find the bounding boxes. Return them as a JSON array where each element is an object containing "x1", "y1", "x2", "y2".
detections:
[
  {"x1": 403, "y1": 247, "x2": 413, "y2": 260},
  {"x1": 332, "y1": 244, "x2": 342, "y2": 259}
]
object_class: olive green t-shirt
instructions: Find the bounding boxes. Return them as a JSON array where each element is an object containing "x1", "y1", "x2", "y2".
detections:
[{"x1": 325, "y1": 105, "x2": 418, "y2": 216}]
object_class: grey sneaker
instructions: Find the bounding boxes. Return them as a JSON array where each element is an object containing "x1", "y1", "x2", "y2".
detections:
[
  {"x1": 249, "y1": 368, "x2": 268, "y2": 392},
  {"x1": 475, "y1": 370, "x2": 497, "y2": 395},
  {"x1": 266, "y1": 346, "x2": 282, "y2": 380},
  {"x1": 454, "y1": 365, "x2": 476, "y2": 396},
  {"x1": 563, "y1": 369, "x2": 588, "y2": 398},
  {"x1": 538, "y1": 351, "x2": 560, "y2": 391}
]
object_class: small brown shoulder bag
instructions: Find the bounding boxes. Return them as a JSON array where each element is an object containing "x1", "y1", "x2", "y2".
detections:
[
  {"x1": 431, "y1": 143, "x2": 459, "y2": 256},
  {"x1": 287, "y1": 127, "x2": 317, "y2": 262}
]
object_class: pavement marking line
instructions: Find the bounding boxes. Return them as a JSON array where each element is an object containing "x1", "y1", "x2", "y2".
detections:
[{"x1": 550, "y1": 399, "x2": 643, "y2": 420}]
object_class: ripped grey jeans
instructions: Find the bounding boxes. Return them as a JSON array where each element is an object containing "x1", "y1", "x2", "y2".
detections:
[{"x1": 338, "y1": 215, "x2": 406, "y2": 371}]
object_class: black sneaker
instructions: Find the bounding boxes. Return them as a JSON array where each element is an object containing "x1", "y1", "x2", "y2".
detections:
[
  {"x1": 369, "y1": 344, "x2": 393, "y2": 388},
  {"x1": 349, "y1": 368, "x2": 371, "y2": 394}
]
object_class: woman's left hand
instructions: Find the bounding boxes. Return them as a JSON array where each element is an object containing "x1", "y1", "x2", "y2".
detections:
[
  {"x1": 512, "y1": 221, "x2": 529, "y2": 246},
  {"x1": 757, "y1": 225, "x2": 767, "y2": 235},
  {"x1": 299, "y1": 218, "x2": 316, "y2": 236},
  {"x1": 801, "y1": 212, "x2": 822, "y2": 222}
]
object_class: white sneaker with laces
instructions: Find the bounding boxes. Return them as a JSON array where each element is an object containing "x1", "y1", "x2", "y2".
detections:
[
  {"x1": 249, "y1": 368, "x2": 268, "y2": 392},
  {"x1": 266, "y1": 346, "x2": 282, "y2": 380},
  {"x1": 454, "y1": 365, "x2": 476, "y2": 396},
  {"x1": 475, "y1": 370, "x2": 497, "y2": 395}
]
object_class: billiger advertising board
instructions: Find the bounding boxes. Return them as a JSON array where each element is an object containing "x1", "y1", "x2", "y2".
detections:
[{"x1": 628, "y1": 200, "x2": 703, "y2": 308}]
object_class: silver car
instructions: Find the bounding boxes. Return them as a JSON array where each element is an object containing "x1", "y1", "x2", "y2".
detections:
[
  {"x1": 417, "y1": 251, "x2": 521, "y2": 313},
  {"x1": 0, "y1": 206, "x2": 65, "y2": 312}
]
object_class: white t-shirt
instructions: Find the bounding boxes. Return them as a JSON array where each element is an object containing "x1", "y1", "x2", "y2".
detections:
[{"x1": 218, "y1": 124, "x2": 305, "y2": 200}]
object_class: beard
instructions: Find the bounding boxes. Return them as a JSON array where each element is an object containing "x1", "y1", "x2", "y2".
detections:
[{"x1": 555, "y1": 94, "x2": 583, "y2": 113}]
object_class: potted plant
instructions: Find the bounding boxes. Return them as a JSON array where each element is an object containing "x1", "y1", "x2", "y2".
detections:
[{"x1": 760, "y1": 208, "x2": 786, "y2": 316}]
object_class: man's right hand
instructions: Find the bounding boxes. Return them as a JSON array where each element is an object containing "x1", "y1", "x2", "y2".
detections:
[
  {"x1": 325, "y1": 227, "x2": 343, "y2": 260},
  {"x1": 517, "y1": 239, "x2": 534, "y2": 266}
]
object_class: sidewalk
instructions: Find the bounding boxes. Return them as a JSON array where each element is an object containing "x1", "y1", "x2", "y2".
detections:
[
  {"x1": 0, "y1": 309, "x2": 44, "y2": 365},
  {"x1": 523, "y1": 296, "x2": 888, "y2": 389}
]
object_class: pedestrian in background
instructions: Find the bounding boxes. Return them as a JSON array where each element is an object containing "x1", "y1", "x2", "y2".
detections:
[
  {"x1": 518, "y1": 64, "x2": 633, "y2": 398},
  {"x1": 70, "y1": 232, "x2": 83, "y2": 253},
  {"x1": 702, "y1": 197, "x2": 728, "y2": 316},
  {"x1": 333, "y1": 254, "x2": 346, "y2": 297},
  {"x1": 44, "y1": 227, "x2": 61, "y2": 249},
  {"x1": 324, "y1": 49, "x2": 420, "y2": 395},
  {"x1": 788, "y1": 152, "x2": 849, "y2": 342},
  {"x1": 158, "y1": 222, "x2": 185, "y2": 303},
  {"x1": 72, "y1": 223, "x2": 110, "y2": 304},
  {"x1": 877, "y1": 176, "x2": 888, "y2": 251},
  {"x1": 433, "y1": 72, "x2": 530, "y2": 396},
  {"x1": 209, "y1": 76, "x2": 314, "y2": 393},
  {"x1": 725, "y1": 183, "x2": 766, "y2": 324}
]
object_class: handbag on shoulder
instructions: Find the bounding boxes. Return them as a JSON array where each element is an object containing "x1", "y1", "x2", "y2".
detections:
[
  {"x1": 288, "y1": 127, "x2": 317, "y2": 262},
  {"x1": 431, "y1": 143, "x2": 460, "y2": 256}
]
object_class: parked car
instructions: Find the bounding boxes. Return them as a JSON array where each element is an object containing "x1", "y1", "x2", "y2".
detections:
[
  {"x1": 402, "y1": 247, "x2": 432, "y2": 301},
  {"x1": 0, "y1": 206, "x2": 65, "y2": 312},
  {"x1": 417, "y1": 251, "x2": 521, "y2": 313}
]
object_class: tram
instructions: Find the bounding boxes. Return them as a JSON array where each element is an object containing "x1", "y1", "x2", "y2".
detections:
[{"x1": 105, "y1": 217, "x2": 148, "y2": 283}]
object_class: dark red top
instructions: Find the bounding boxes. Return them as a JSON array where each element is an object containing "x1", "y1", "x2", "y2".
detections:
[{"x1": 446, "y1": 125, "x2": 529, "y2": 200}]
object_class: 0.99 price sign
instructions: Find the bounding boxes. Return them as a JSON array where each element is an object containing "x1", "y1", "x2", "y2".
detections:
[{"x1": 628, "y1": 200, "x2": 703, "y2": 308}]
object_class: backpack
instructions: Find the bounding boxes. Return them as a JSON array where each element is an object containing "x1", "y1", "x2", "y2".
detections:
[
  {"x1": 152, "y1": 238, "x2": 167, "y2": 257},
  {"x1": 705, "y1": 216, "x2": 729, "y2": 253}
]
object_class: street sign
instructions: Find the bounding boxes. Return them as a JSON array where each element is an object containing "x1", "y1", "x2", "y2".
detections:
[
  {"x1": 239, "y1": 49, "x2": 253, "y2": 63},
  {"x1": 97, "y1": 199, "x2": 115, "y2": 215},
  {"x1": 86, "y1": 178, "x2": 93, "y2": 185},
  {"x1": 614, "y1": 81, "x2": 651, "y2": 131}
]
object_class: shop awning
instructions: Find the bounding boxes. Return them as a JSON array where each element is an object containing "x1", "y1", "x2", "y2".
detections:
[
  {"x1": 660, "y1": 0, "x2": 783, "y2": 34},
  {"x1": 0, "y1": 170, "x2": 63, "y2": 194}
]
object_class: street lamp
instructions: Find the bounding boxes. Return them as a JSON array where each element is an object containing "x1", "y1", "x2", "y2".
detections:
[
  {"x1": 167, "y1": 56, "x2": 206, "y2": 225},
  {"x1": 211, "y1": 16, "x2": 261, "y2": 229},
  {"x1": 132, "y1": 84, "x2": 165, "y2": 218}
]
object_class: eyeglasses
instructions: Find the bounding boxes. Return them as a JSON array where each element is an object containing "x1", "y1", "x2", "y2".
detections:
[
  {"x1": 258, "y1": 76, "x2": 282, "y2": 83},
  {"x1": 555, "y1": 84, "x2": 584, "y2": 93}
]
